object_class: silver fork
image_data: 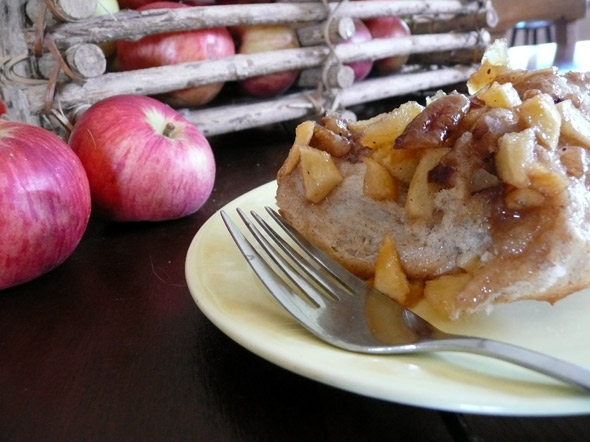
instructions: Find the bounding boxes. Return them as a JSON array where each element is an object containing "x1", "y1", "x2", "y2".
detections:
[{"x1": 220, "y1": 207, "x2": 590, "y2": 393}]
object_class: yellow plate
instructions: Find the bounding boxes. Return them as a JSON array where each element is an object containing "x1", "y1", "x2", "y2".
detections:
[{"x1": 185, "y1": 181, "x2": 590, "y2": 416}]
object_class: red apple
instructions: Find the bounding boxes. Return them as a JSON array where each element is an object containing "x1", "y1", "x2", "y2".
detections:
[
  {"x1": 68, "y1": 95, "x2": 215, "y2": 221},
  {"x1": 118, "y1": 0, "x2": 175, "y2": 8},
  {"x1": 216, "y1": 0, "x2": 271, "y2": 4},
  {"x1": 184, "y1": 0, "x2": 216, "y2": 4},
  {"x1": 233, "y1": 24, "x2": 300, "y2": 98},
  {"x1": 364, "y1": 15, "x2": 411, "y2": 74},
  {"x1": 0, "y1": 120, "x2": 91, "y2": 290},
  {"x1": 343, "y1": 19, "x2": 374, "y2": 82},
  {"x1": 116, "y1": 2, "x2": 235, "y2": 107}
]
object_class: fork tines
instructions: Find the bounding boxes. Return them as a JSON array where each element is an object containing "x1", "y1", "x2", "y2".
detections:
[{"x1": 220, "y1": 208, "x2": 354, "y2": 311}]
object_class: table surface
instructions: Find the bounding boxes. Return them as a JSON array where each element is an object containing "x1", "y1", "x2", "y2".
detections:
[{"x1": 2, "y1": 42, "x2": 590, "y2": 442}]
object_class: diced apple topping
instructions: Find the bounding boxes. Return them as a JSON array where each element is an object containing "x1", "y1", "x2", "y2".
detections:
[
  {"x1": 468, "y1": 168, "x2": 500, "y2": 193},
  {"x1": 527, "y1": 162, "x2": 568, "y2": 196},
  {"x1": 294, "y1": 119, "x2": 315, "y2": 146},
  {"x1": 278, "y1": 46, "x2": 590, "y2": 318},
  {"x1": 556, "y1": 100, "x2": 590, "y2": 149},
  {"x1": 481, "y1": 38, "x2": 510, "y2": 66},
  {"x1": 406, "y1": 279, "x2": 425, "y2": 307},
  {"x1": 347, "y1": 111, "x2": 386, "y2": 134},
  {"x1": 457, "y1": 253, "x2": 481, "y2": 274},
  {"x1": 362, "y1": 157, "x2": 398, "y2": 201},
  {"x1": 504, "y1": 187, "x2": 546, "y2": 210},
  {"x1": 477, "y1": 81, "x2": 522, "y2": 109},
  {"x1": 405, "y1": 147, "x2": 450, "y2": 219},
  {"x1": 467, "y1": 61, "x2": 507, "y2": 95},
  {"x1": 373, "y1": 233, "x2": 410, "y2": 305},
  {"x1": 280, "y1": 120, "x2": 316, "y2": 175},
  {"x1": 559, "y1": 145, "x2": 588, "y2": 178},
  {"x1": 299, "y1": 145, "x2": 343, "y2": 203},
  {"x1": 424, "y1": 273, "x2": 473, "y2": 319},
  {"x1": 280, "y1": 145, "x2": 301, "y2": 176},
  {"x1": 518, "y1": 93, "x2": 561, "y2": 150},
  {"x1": 466, "y1": 39, "x2": 509, "y2": 94},
  {"x1": 371, "y1": 145, "x2": 419, "y2": 184},
  {"x1": 425, "y1": 89, "x2": 447, "y2": 105},
  {"x1": 496, "y1": 128, "x2": 536, "y2": 188},
  {"x1": 357, "y1": 101, "x2": 424, "y2": 149}
]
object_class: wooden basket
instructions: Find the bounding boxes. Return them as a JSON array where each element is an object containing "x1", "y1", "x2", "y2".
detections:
[{"x1": 1, "y1": 0, "x2": 498, "y2": 136}]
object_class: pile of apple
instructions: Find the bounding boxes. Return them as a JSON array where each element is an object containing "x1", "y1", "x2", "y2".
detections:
[
  {"x1": 0, "y1": 0, "x2": 411, "y2": 290},
  {"x1": 0, "y1": 94, "x2": 216, "y2": 291},
  {"x1": 104, "y1": 0, "x2": 411, "y2": 104}
]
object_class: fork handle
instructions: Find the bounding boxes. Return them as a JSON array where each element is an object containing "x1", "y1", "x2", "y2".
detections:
[{"x1": 430, "y1": 338, "x2": 590, "y2": 392}]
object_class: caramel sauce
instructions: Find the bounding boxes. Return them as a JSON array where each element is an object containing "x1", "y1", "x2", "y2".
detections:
[
  {"x1": 363, "y1": 290, "x2": 446, "y2": 345},
  {"x1": 454, "y1": 189, "x2": 568, "y2": 313}
]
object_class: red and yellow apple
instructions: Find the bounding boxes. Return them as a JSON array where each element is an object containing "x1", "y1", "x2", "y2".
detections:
[
  {"x1": 116, "y1": 1, "x2": 234, "y2": 107},
  {"x1": 343, "y1": 19, "x2": 374, "y2": 82},
  {"x1": 216, "y1": 0, "x2": 271, "y2": 4},
  {"x1": 68, "y1": 94, "x2": 216, "y2": 222},
  {"x1": 118, "y1": 0, "x2": 172, "y2": 8},
  {"x1": 0, "y1": 120, "x2": 91, "y2": 290},
  {"x1": 363, "y1": 15, "x2": 411, "y2": 74},
  {"x1": 233, "y1": 24, "x2": 300, "y2": 98}
]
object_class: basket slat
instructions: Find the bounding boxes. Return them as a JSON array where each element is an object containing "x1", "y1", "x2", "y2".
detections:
[
  {"x1": 33, "y1": 1, "x2": 483, "y2": 50},
  {"x1": 23, "y1": 31, "x2": 487, "y2": 115},
  {"x1": 2, "y1": 0, "x2": 496, "y2": 135}
]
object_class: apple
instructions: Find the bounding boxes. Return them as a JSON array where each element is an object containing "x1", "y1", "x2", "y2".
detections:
[
  {"x1": 343, "y1": 19, "x2": 374, "y2": 82},
  {"x1": 216, "y1": 0, "x2": 270, "y2": 4},
  {"x1": 94, "y1": 0, "x2": 119, "y2": 18},
  {"x1": 68, "y1": 94, "x2": 215, "y2": 222},
  {"x1": 184, "y1": 0, "x2": 216, "y2": 4},
  {"x1": 93, "y1": 0, "x2": 120, "y2": 57},
  {"x1": 115, "y1": 2, "x2": 235, "y2": 107},
  {"x1": 363, "y1": 15, "x2": 411, "y2": 74},
  {"x1": 0, "y1": 120, "x2": 91, "y2": 290},
  {"x1": 233, "y1": 24, "x2": 300, "y2": 98},
  {"x1": 118, "y1": 0, "x2": 174, "y2": 8}
]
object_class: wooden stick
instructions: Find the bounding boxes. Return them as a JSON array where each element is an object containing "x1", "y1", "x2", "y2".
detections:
[
  {"x1": 45, "y1": 0, "x2": 97, "y2": 22},
  {"x1": 334, "y1": 29, "x2": 489, "y2": 63},
  {"x1": 298, "y1": 64, "x2": 354, "y2": 89},
  {"x1": 0, "y1": 0, "x2": 41, "y2": 125},
  {"x1": 179, "y1": 65, "x2": 476, "y2": 136},
  {"x1": 31, "y1": 1, "x2": 483, "y2": 50},
  {"x1": 23, "y1": 30, "x2": 485, "y2": 114},
  {"x1": 408, "y1": 46, "x2": 488, "y2": 66},
  {"x1": 339, "y1": 65, "x2": 475, "y2": 107},
  {"x1": 25, "y1": 0, "x2": 58, "y2": 26},
  {"x1": 410, "y1": 8, "x2": 499, "y2": 34},
  {"x1": 36, "y1": 43, "x2": 107, "y2": 79},
  {"x1": 296, "y1": 17, "x2": 355, "y2": 46}
]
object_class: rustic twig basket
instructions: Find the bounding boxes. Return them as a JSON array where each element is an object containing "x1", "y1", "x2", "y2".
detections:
[{"x1": 1, "y1": 0, "x2": 498, "y2": 136}]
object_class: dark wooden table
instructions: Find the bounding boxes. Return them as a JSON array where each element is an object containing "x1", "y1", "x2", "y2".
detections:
[{"x1": 2, "y1": 43, "x2": 590, "y2": 442}]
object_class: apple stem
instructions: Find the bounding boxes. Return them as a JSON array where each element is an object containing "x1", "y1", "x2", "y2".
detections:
[{"x1": 163, "y1": 122, "x2": 175, "y2": 137}]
